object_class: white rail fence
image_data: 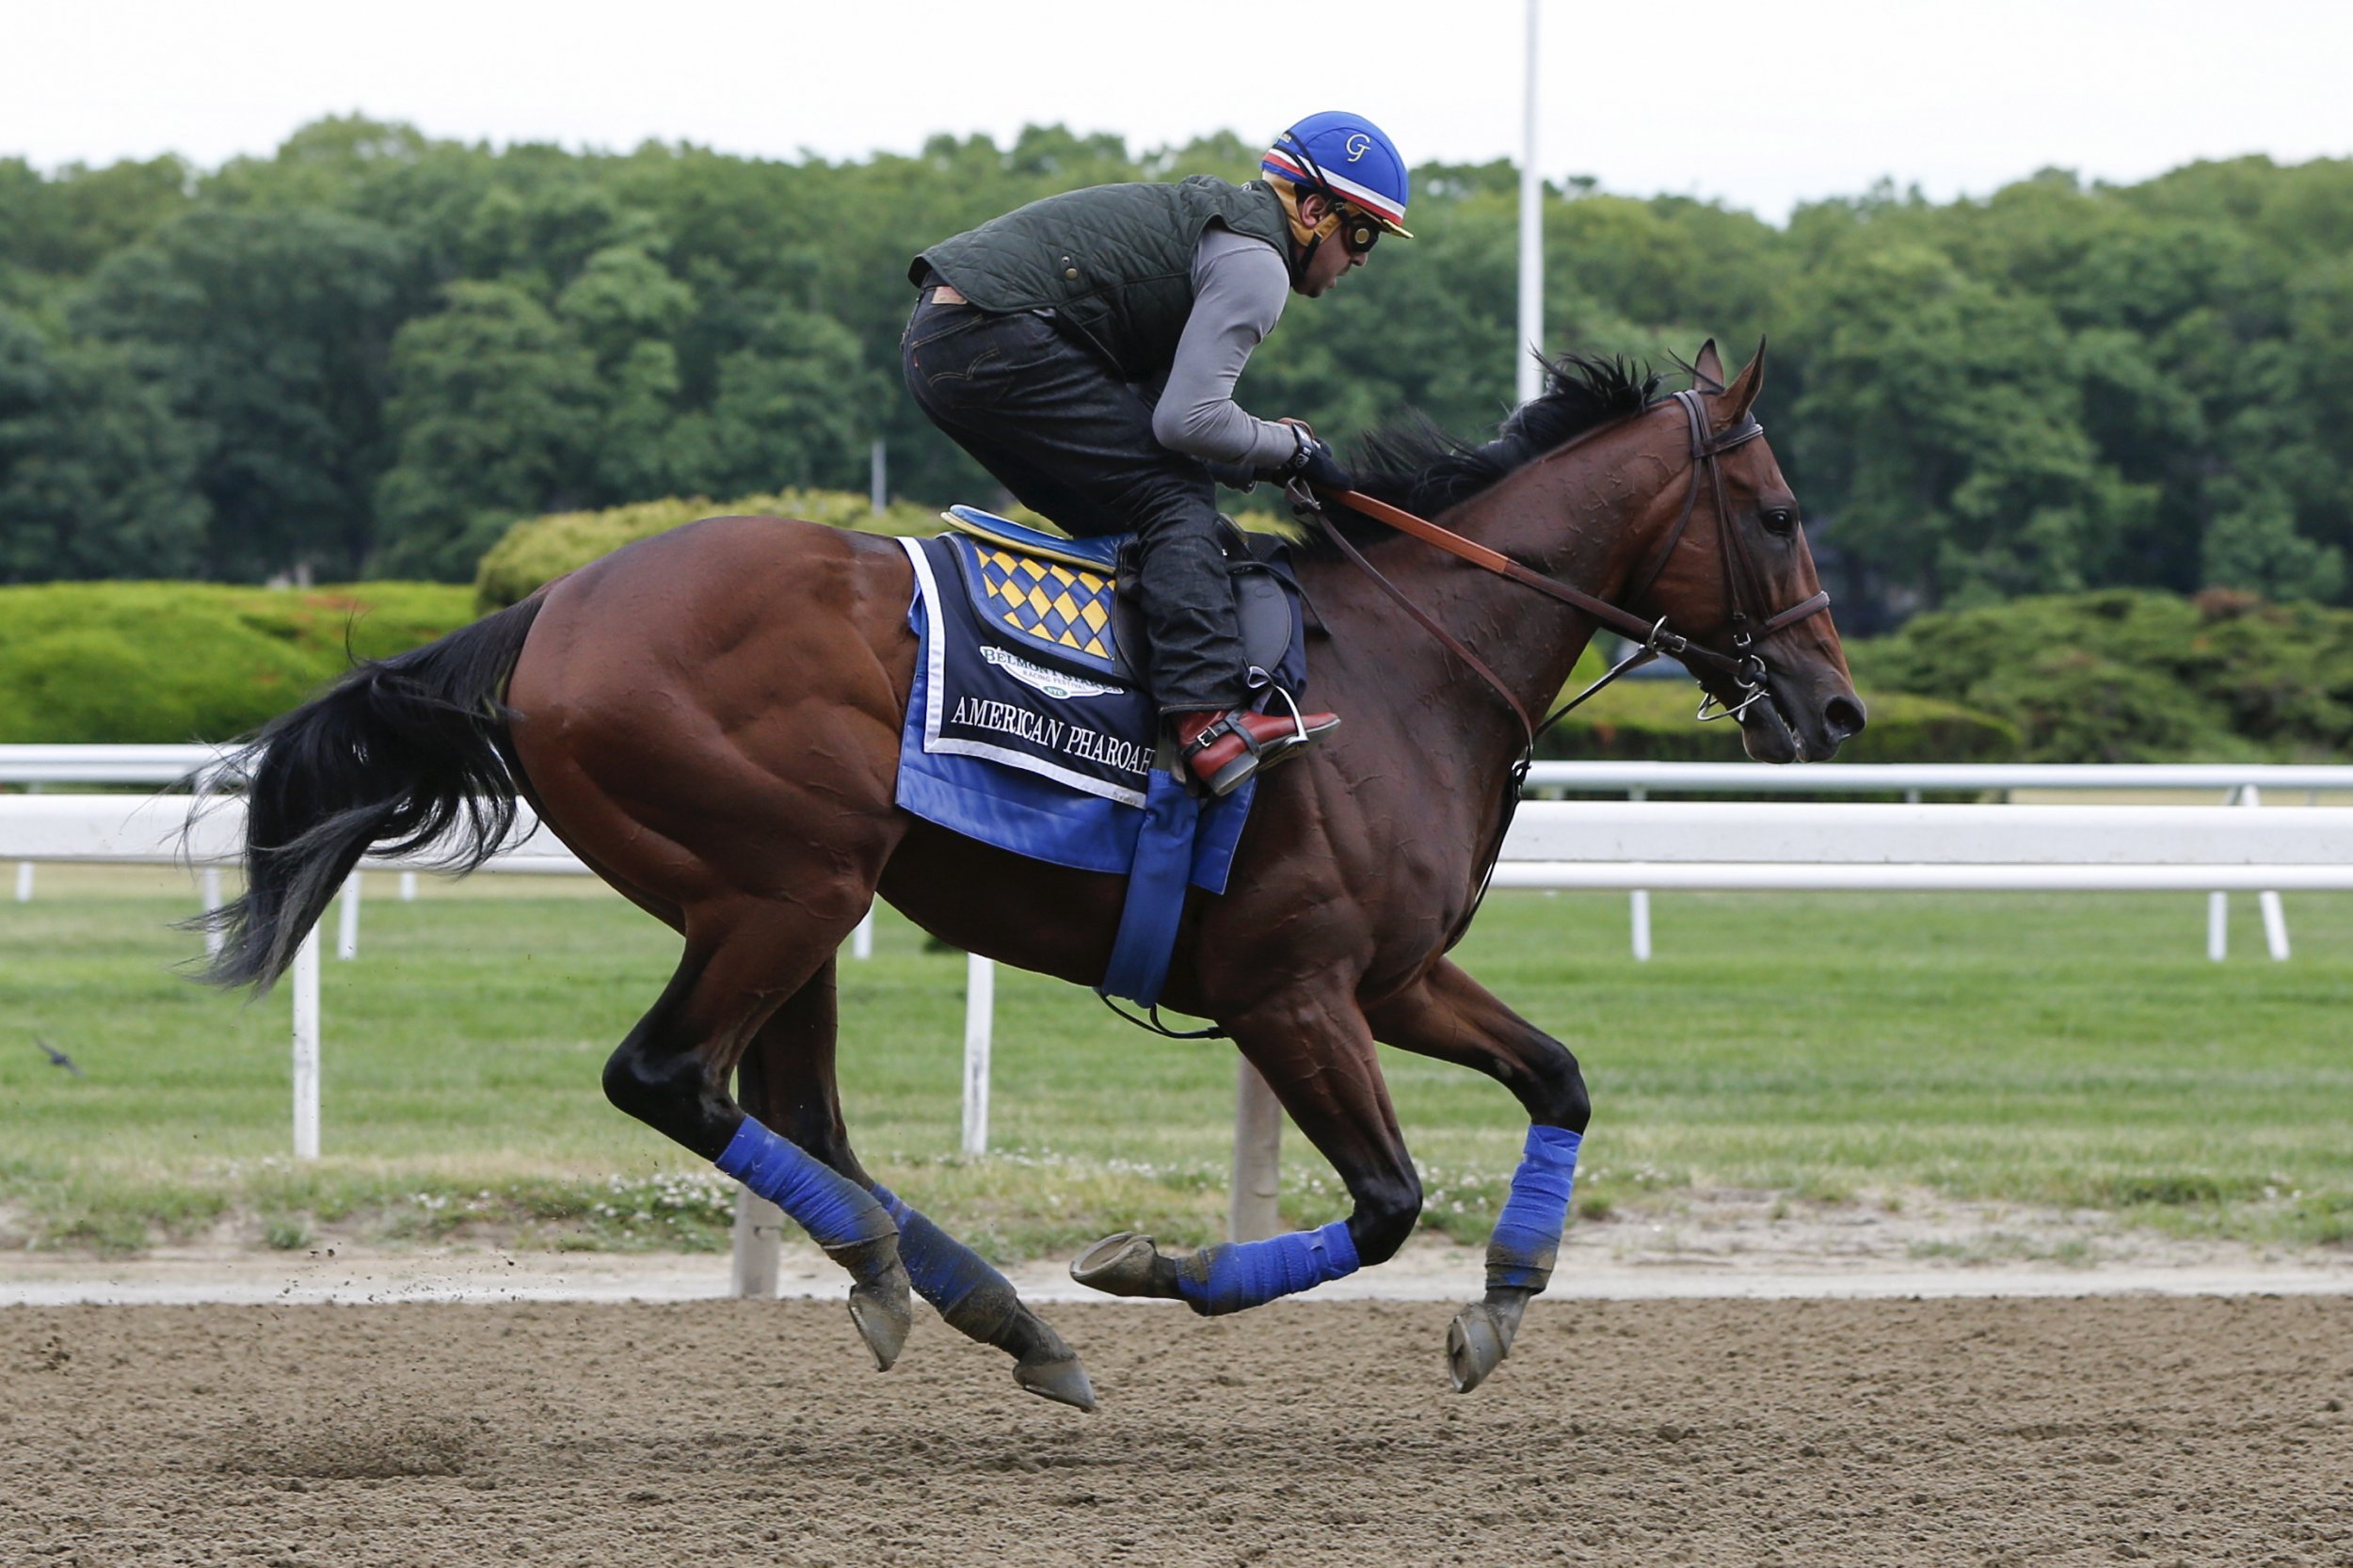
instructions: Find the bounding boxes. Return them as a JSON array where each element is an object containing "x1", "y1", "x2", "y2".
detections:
[
  {"x1": 1522, "y1": 760, "x2": 2353, "y2": 962},
  {"x1": 8, "y1": 752, "x2": 2351, "y2": 1288}
]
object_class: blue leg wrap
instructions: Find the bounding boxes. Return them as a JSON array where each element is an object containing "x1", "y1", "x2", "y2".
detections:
[
  {"x1": 715, "y1": 1117, "x2": 894, "y2": 1252},
  {"x1": 1487, "y1": 1124, "x2": 1582, "y2": 1290},
  {"x1": 1175, "y1": 1220, "x2": 1360, "y2": 1316},
  {"x1": 872, "y1": 1185, "x2": 1014, "y2": 1323}
]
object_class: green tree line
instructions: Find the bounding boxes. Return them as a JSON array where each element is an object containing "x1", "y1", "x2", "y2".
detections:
[{"x1": 5, "y1": 117, "x2": 2351, "y2": 626}]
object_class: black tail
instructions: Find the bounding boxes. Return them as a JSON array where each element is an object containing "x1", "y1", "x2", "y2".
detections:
[{"x1": 197, "y1": 597, "x2": 547, "y2": 991}]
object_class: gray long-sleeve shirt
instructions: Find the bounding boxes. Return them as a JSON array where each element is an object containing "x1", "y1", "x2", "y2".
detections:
[{"x1": 1147, "y1": 227, "x2": 1299, "y2": 474}]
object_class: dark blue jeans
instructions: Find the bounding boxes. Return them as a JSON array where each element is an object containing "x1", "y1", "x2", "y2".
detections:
[{"x1": 902, "y1": 294, "x2": 1248, "y2": 714}]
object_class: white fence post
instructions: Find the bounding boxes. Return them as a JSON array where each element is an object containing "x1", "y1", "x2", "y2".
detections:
[
  {"x1": 2260, "y1": 891, "x2": 2292, "y2": 961},
  {"x1": 2244, "y1": 785, "x2": 2290, "y2": 961},
  {"x1": 851, "y1": 909, "x2": 873, "y2": 960},
  {"x1": 200, "y1": 866, "x2": 224, "y2": 959},
  {"x1": 398, "y1": 871, "x2": 418, "y2": 902},
  {"x1": 961, "y1": 953, "x2": 994, "y2": 1157},
  {"x1": 13, "y1": 862, "x2": 30, "y2": 903},
  {"x1": 335, "y1": 872, "x2": 361, "y2": 960},
  {"x1": 1626, "y1": 785, "x2": 1650, "y2": 960},
  {"x1": 292, "y1": 927, "x2": 321, "y2": 1160},
  {"x1": 1229, "y1": 1061, "x2": 1284, "y2": 1242},
  {"x1": 730, "y1": 1186, "x2": 782, "y2": 1298},
  {"x1": 2209, "y1": 784, "x2": 2239, "y2": 962}
]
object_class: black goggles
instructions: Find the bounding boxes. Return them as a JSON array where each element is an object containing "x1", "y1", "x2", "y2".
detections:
[{"x1": 1336, "y1": 207, "x2": 1382, "y2": 255}]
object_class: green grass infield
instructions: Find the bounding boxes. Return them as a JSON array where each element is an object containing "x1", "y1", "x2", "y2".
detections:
[{"x1": 3, "y1": 868, "x2": 2348, "y2": 1257}]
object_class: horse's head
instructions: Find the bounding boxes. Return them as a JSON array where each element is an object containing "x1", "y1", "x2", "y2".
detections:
[{"x1": 1631, "y1": 341, "x2": 1865, "y2": 762}]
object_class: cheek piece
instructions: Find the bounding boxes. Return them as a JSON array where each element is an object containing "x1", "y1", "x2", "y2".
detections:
[
  {"x1": 1276, "y1": 183, "x2": 1347, "y2": 287},
  {"x1": 1486, "y1": 1124, "x2": 1583, "y2": 1291}
]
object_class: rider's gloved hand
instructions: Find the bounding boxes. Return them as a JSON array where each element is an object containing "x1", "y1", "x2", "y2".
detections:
[{"x1": 1270, "y1": 424, "x2": 1356, "y2": 493}]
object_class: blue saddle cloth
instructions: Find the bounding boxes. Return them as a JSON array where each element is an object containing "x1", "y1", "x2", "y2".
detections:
[{"x1": 893, "y1": 511, "x2": 1306, "y2": 1006}]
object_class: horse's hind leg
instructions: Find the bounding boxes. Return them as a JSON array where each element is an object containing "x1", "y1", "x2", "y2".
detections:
[
  {"x1": 1364, "y1": 957, "x2": 1591, "y2": 1393},
  {"x1": 602, "y1": 904, "x2": 912, "y2": 1370},
  {"x1": 738, "y1": 959, "x2": 1096, "y2": 1412},
  {"x1": 1072, "y1": 984, "x2": 1423, "y2": 1315}
]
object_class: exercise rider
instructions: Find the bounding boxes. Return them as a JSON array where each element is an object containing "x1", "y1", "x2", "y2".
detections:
[{"x1": 902, "y1": 111, "x2": 1413, "y2": 796}]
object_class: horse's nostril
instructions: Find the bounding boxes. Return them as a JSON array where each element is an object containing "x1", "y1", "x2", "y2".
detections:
[{"x1": 1825, "y1": 696, "x2": 1867, "y2": 742}]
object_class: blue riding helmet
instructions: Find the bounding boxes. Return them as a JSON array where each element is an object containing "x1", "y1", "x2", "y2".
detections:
[{"x1": 1261, "y1": 111, "x2": 1414, "y2": 238}]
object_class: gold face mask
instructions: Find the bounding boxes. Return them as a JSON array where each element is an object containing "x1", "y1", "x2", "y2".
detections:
[
  {"x1": 1272, "y1": 181, "x2": 1380, "y2": 282},
  {"x1": 1273, "y1": 180, "x2": 1342, "y2": 249}
]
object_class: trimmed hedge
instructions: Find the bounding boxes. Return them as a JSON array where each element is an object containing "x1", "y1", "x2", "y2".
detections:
[
  {"x1": 0, "y1": 581, "x2": 475, "y2": 744},
  {"x1": 1849, "y1": 589, "x2": 2353, "y2": 762},
  {"x1": 472, "y1": 488, "x2": 1299, "y2": 614},
  {"x1": 473, "y1": 488, "x2": 951, "y2": 614},
  {"x1": 1535, "y1": 677, "x2": 2019, "y2": 765}
]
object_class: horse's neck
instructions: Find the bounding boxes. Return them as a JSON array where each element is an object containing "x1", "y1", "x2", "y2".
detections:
[{"x1": 1306, "y1": 451, "x2": 1656, "y2": 760}]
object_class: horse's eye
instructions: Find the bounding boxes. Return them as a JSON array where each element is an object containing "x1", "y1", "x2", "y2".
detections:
[{"x1": 1761, "y1": 507, "x2": 1798, "y2": 537}]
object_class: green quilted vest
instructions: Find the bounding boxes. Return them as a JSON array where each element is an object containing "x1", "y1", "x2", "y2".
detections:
[{"x1": 911, "y1": 177, "x2": 1291, "y2": 382}]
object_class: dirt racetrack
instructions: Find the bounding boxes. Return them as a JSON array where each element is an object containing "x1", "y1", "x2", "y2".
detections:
[{"x1": 4, "y1": 1295, "x2": 2348, "y2": 1567}]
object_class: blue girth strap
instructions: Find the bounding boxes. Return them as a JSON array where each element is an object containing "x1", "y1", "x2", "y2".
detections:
[{"x1": 1096, "y1": 768, "x2": 1200, "y2": 1008}]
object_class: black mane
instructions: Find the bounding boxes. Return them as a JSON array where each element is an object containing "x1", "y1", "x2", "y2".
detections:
[{"x1": 1332, "y1": 353, "x2": 1662, "y2": 543}]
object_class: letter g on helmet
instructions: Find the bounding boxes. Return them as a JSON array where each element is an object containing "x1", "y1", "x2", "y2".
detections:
[{"x1": 1262, "y1": 111, "x2": 1413, "y2": 237}]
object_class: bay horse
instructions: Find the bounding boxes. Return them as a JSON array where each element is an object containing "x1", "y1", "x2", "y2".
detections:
[{"x1": 203, "y1": 341, "x2": 1863, "y2": 1408}]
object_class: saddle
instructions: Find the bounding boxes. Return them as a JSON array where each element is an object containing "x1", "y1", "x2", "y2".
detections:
[
  {"x1": 938, "y1": 505, "x2": 1297, "y2": 688},
  {"x1": 896, "y1": 509, "x2": 1309, "y2": 1014}
]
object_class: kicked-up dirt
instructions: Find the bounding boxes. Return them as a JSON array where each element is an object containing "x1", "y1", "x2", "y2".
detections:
[{"x1": 3, "y1": 1293, "x2": 2348, "y2": 1566}]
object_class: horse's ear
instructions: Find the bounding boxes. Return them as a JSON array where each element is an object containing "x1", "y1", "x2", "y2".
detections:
[
  {"x1": 1720, "y1": 337, "x2": 1769, "y2": 424},
  {"x1": 1690, "y1": 339, "x2": 1727, "y2": 393}
]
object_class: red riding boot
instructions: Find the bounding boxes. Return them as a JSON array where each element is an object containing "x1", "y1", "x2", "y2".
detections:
[{"x1": 1172, "y1": 705, "x2": 1339, "y2": 797}]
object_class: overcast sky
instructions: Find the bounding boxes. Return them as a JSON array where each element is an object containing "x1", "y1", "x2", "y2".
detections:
[{"x1": 7, "y1": 0, "x2": 2347, "y2": 221}]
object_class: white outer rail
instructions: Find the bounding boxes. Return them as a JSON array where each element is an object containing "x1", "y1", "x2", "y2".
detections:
[
  {"x1": 0, "y1": 744, "x2": 237, "y2": 786},
  {"x1": 1516, "y1": 761, "x2": 2353, "y2": 962},
  {"x1": 1518, "y1": 760, "x2": 2353, "y2": 792},
  {"x1": 1498, "y1": 799, "x2": 2353, "y2": 866},
  {"x1": 10, "y1": 766, "x2": 2351, "y2": 1286}
]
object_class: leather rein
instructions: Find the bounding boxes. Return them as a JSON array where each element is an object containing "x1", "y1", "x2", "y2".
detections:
[{"x1": 1305, "y1": 387, "x2": 1833, "y2": 754}]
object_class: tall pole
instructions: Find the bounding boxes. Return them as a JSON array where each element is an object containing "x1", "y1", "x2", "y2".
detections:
[
  {"x1": 1516, "y1": 0, "x2": 1545, "y2": 406},
  {"x1": 961, "y1": 952, "x2": 994, "y2": 1155},
  {"x1": 292, "y1": 927, "x2": 320, "y2": 1160},
  {"x1": 1228, "y1": 1062, "x2": 1284, "y2": 1242}
]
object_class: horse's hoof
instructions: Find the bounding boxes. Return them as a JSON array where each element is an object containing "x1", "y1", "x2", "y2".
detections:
[
  {"x1": 1070, "y1": 1232, "x2": 1165, "y2": 1298},
  {"x1": 846, "y1": 1269, "x2": 913, "y2": 1371},
  {"x1": 1015, "y1": 1353, "x2": 1097, "y2": 1412},
  {"x1": 1447, "y1": 1303, "x2": 1509, "y2": 1394}
]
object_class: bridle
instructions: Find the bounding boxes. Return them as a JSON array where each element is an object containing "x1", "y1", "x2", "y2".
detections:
[
  {"x1": 1305, "y1": 387, "x2": 1833, "y2": 755},
  {"x1": 1299, "y1": 385, "x2": 1834, "y2": 952}
]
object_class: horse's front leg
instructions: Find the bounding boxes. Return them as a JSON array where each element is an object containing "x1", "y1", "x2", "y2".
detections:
[
  {"x1": 1072, "y1": 984, "x2": 1423, "y2": 1314},
  {"x1": 1365, "y1": 957, "x2": 1591, "y2": 1393},
  {"x1": 737, "y1": 959, "x2": 1096, "y2": 1412}
]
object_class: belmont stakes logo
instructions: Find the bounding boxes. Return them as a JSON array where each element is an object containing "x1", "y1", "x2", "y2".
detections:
[{"x1": 978, "y1": 646, "x2": 1127, "y2": 701}]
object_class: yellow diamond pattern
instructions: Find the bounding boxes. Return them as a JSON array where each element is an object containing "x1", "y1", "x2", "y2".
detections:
[{"x1": 969, "y1": 539, "x2": 1117, "y2": 662}]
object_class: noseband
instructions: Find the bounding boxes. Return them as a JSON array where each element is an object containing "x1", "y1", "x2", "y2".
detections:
[{"x1": 1309, "y1": 387, "x2": 1833, "y2": 750}]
